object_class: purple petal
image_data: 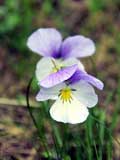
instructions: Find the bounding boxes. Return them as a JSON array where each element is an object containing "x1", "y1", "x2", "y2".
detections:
[
  {"x1": 61, "y1": 35, "x2": 95, "y2": 59},
  {"x1": 68, "y1": 69, "x2": 104, "y2": 90},
  {"x1": 27, "y1": 28, "x2": 62, "y2": 57},
  {"x1": 40, "y1": 64, "x2": 78, "y2": 88}
]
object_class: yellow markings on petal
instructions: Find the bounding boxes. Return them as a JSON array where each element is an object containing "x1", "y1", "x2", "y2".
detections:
[
  {"x1": 52, "y1": 67, "x2": 59, "y2": 73},
  {"x1": 51, "y1": 59, "x2": 64, "y2": 73},
  {"x1": 60, "y1": 87, "x2": 73, "y2": 103}
]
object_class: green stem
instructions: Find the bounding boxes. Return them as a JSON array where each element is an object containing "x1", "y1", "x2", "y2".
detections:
[
  {"x1": 90, "y1": 113, "x2": 120, "y2": 147},
  {"x1": 43, "y1": 101, "x2": 61, "y2": 159},
  {"x1": 93, "y1": 140, "x2": 99, "y2": 160},
  {"x1": 26, "y1": 76, "x2": 51, "y2": 159}
]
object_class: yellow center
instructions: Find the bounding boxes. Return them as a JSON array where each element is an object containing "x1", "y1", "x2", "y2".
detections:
[{"x1": 60, "y1": 87, "x2": 73, "y2": 103}]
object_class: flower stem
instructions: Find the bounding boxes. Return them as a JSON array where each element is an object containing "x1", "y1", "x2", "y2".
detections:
[
  {"x1": 26, "y1": 76, "x2": 51, "y2": 159},
  {"x1": 90, "y1": 113, "x2": 120, "y2": 147},
  {"x1": 43, "y1": 101, "x2": 61, "y2": 159}
]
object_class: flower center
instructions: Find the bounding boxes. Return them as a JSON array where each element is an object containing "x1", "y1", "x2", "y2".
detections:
[{"x1": 60, "y1": 87, "x2": 73, "y2": 103}]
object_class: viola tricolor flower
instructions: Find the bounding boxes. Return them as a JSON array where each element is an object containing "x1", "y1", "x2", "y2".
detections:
[
  {"x1": 27, "y1": 28, "x2": 95, "y2": 88},
  {"x1": 36, "y1": 78, "x2": 102, "y2": 124},
  {"x1": 27, "y1": 28, "x2": 104, "y2": 124}
]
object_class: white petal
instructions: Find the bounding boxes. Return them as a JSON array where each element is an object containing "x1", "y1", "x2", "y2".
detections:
[
  {"x1": 50, "y1": 96, "x2": 89, "y2": 124},
  {"x1": 63, "y1": 57, "x2": 85, "y2": 71},
  {"x1": 36, "y1": 83, "x2": 66, "y2": 101},
  {"x1": 35, "y1": 57, "x2": 53, "y2": 82},
  {"x1": 70, "y1": 80, "x2": 98, "y2": 108}
]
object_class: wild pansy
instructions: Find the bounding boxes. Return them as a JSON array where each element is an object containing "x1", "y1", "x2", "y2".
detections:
[
  {"x1": 36, "y1": 69, "x2": 104, "y2": 124},
  {"x1": 27, "y1": 28, "x2": 95, "y2": 88}
]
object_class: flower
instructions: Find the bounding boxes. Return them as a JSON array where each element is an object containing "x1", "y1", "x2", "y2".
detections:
[
  {"x1": 36, "y1": 70, "x2": 103, "y2": 124},
  {"x1": 27, "y1": 28, "x2": 95, "y2": 88}
]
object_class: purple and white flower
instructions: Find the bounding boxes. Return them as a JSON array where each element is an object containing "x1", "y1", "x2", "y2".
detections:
[
  {"x1": 27, "y1": 28, "x2": 95, "y2": 88},
  {"x1": 36, "y1": 70, "x2": 104, "y2": 124},
  {"x1": 27, "y1": 28, "x2": 104, "y2": 124}
]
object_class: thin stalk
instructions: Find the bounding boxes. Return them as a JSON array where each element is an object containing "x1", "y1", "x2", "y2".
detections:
[
  {"x1": 43, "y1": 101, "x2": 61, "y2": 159},
  {"x1": 26, "y1": 76, "x2": 50, "y2": 159},
  {"x1": 52, "y1": 130, "x2": 61, "y2": 159},
  {"x1": 85, "y1": 120, "x2": 93, "y2": 160},
  {"x1": 90, "y1": 113, "x2": 120, "y2": 147},
  {"x1": 93, "y1": 140, "x2": 99, "y2": 160}
]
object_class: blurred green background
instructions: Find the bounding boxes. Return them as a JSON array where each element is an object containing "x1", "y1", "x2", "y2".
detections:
[{"x1": 0, "y1": 0, "x2": 120, "y2": 159}]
